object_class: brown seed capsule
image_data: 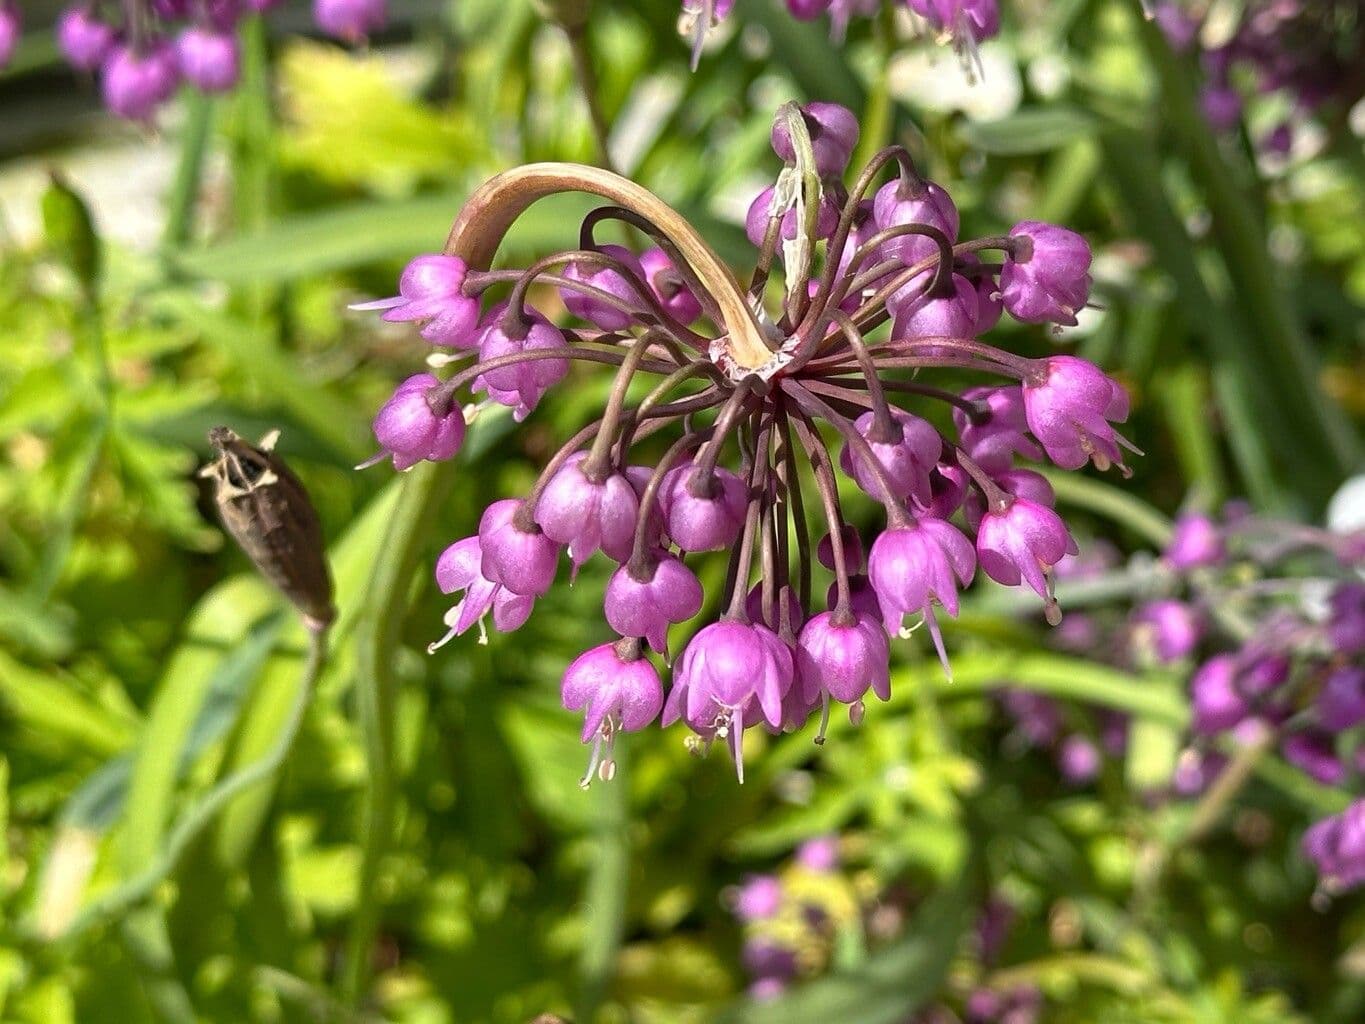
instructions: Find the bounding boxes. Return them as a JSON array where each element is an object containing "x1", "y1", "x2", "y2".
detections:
[{"x1": 201, "y1": 427, "x2": 335, "y2": 632}]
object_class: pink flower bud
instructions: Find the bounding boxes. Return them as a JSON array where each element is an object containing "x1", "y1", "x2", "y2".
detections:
[
  {"x1": 999, "y1": 221, "x2": 1092, "y2": 326},
  {"x1": 478, "y1": 499, "x2": 559, "y2": 597},
  {"x1": 371, "y1": 373, "x2": 465, "y2": 470}
]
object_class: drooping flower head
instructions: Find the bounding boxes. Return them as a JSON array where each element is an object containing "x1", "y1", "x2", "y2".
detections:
[{"x1": 357, "y1": 99, "x2": 1131, "y2": 784}]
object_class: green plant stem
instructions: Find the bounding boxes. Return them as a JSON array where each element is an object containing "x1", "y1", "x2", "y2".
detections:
[
  {"x1": 49, "y1": 626, "x2": 328, "y2": 942},
  {"x1": 341, "y1": 461, "x2": 455, "y2": 1006},
  {"x1": 563, "y1": 23, "x2": 616, "y2": 174},
  {"x1": 1132, "y1": 0, "x2": 1361, "y2": 498},
  {"x1": 1098, "y1": 132, "x2": 1284, "y2": 509},
  {"x1": 1178, "y1": 730, "x2": 1275, "y2": 847},
  {"x1": 162, "y1": 91, "x2": 214, "y2": 251},
  {"x1": 1042, "y1": 470, "x2": 1173, "y2": 548},
  {"x1": 575, "y1": 740, "x2": 630, "y2": 1022}
]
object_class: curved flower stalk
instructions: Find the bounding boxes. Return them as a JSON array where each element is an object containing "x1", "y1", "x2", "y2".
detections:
[{"x1": 356, "y1": 98, "x2": 1130, "y2": 784}]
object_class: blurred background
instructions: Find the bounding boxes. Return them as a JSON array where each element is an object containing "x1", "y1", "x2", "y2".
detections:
[{"x1": 0, "y1": 1, "x2": 1363, "y2": 1021}]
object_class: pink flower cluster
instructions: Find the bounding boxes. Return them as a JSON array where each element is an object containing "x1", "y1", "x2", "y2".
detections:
[
  {"x1": 1157, "y1": 0, "x2": 1365, "y2": 155},
  {"x1": 0, "y1": 1, "x2": 387, "y2": 121},
  {"x1": 356, "y1": 99, "x2": 1132, "y2": 785},
  {"x1": 682, "y1": 0, "x2": 1001, "y2": 69}
]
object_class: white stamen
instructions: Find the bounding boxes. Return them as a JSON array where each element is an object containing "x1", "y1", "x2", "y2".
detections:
[{"x1": 579, "y1": 732, "x2": 606, "y2": 790}]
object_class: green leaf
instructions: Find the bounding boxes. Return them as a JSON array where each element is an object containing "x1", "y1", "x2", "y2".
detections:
[
  {"x1": 166, "y1": 189, "x2": 603, "y2": 284},
  {"x1": 57, "y1": 613, "x2": 286, "y2": 833},
  {"x1": 40, "y1": 174, "x2": 101, "y2": 297},
  {"x1": 904, "y1": 652, "x2": 1189, "y2": 727},
  {"x1": 0, "y1": 650, "x2": 136, "y2": 758},
  {"x1": 959, "y1": 106, "x2": 1099, "y2": 155}
]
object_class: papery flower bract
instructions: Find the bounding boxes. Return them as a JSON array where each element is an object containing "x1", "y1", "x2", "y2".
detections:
[
  {"x1": 796, "y1": 610, "x2": 891, "y2": 710},
  {"x1": 561, "y1": 244, "x2": 646, "y2": 332},
  {"x1": 478, "y1": 499, "x2": 559, "y2": 597},
  {"x1": 58, "y1": 7, "x2": 118, "y2": 71},
  {"x1": 428, "y1": 537, "x2": 534, "y2": 651},
  {"x1": 869, "y1": 517, "x2": 975, "y2": 676},
  {"x1": 313, "y1": 0, "x2": 387, "y2": 42},
  {"x1": 770, "y1": 101, "x2": 860, "y2": 177},
  {"x1": 975, "y1": 498, "x2": 1078, "y2": 623},
  {"x1": 999, "y1": 221, "x2": 1092, "y2": 327},
  {"x1": 101, "y1": 41, "x2": 180, "y2": 121},
  {"x1": 473, "y1": 305, "x2": 569, "y2": 422},
  {"x1": 605, "y1": 552, "x2": 704, "y2": 653},
  {"x1": 664, "y1": 620, "x2": 794, "y2": 781},
  {"x1": 745, "y1": 186, "x2": 840, "y2": 248},
  {"x1": 534, "y1": 452, "x2": 640, "y2": 568},
  {"x1": 370, "y1": 373, "x2": 465, "y2": 470},
  {"x1": 561, "y1": 638, "x2": 664, "y2": 785},
  {"x1": 1022, "y1": 355, "x2": 1131, "y2": 472},
  {"x1": 659, "y1": 461, "x2": 748, "y2": 552},
  {"x1": 838, "y1": 408, "x2": 941, "y2": 505},
  {"x1": 640, "y1": 247, "x2": 703, "y2": 324}
]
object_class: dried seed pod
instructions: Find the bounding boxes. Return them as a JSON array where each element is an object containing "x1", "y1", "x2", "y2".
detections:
[{"x1": 201, "y1": 427, "x2": 335, "y2": 632}]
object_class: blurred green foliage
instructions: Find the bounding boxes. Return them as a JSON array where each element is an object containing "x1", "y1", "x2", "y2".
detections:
[{"x1": 0, "y1": 0, "x2": 1362, "y2": 1022}]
